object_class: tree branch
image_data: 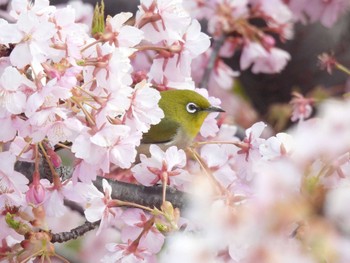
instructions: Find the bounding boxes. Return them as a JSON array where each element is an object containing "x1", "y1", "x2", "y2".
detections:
[
  {"x1": 94, "y1": 177, "x2": 187, "y2": 209},
  {"x1": 51, "y1": 221, "x2": 100, "y2": 243},
  {"x1": 15, "y1": 161, "x2": 189, "y2": 243},
  {"x1": 15, "y1": 161, "x2": 189, "y2": 210}
]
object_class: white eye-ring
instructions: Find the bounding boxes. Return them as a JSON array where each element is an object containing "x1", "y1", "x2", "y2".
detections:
[{"x1": 186, "y1": 102, "x2": 199, "y2": 114}]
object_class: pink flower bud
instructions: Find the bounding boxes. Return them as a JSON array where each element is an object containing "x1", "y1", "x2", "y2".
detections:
[
  {"x1": 42, "y1": 63, "x2": 61, "y2": 79},
  {"x1": 262, "y1": 35, "x2": 275, "y2": 50},
  {"x1": 47, "y1": 148, "x2": 62, "y2": 168},
  {"x1": 132, "y1": 71, "x2": 148, "y2": 84},
  {"x1": 20, "y1": 239, "x2": 31, "y2": 249},
  {"x1": 26, "y1": 183, "x2": 46, "y2": 205}
]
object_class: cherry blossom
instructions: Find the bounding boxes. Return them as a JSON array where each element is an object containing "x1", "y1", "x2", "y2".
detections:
[
  {"x1": 231, "y1": 121, "x2": 267, "y2": 183},
  {"x1": 120, "y1": 209, "x2": 165, "y2": 254},
  {"x1": 104, "y1": 12, "x2": 144, "y2": 48},
  {"x1": 136, "y1": 0, "x2": 191, "y2": 44},
  {"x1": 147, "y1": 19, "x2": 210, "y2": 88},
  {"x1": 42, "y1": 188, "x2": 67, "y2": 217},
  {"x1": 240, "y1": 42, "x2": 267, "y2": 71},
  {"x1": 0, "y1": 11, "x2": 57, "y2": 68},
  {"x1": 84, "y1": 179, "x2": 120, "y2": 235},
  {"x1": 0, "y1": 114, "x2": 21, "y2": 142},
  {"x1": 237, "y1": 121, "x2": 267, "y2": 162},
  {"x1": 67, "y1": 0, "x2": 94, "y2": 26},
  {"x1": 289, "y1": 0, "x2": 350, "y2": 27},
  {"x1": 102, "y1": 240, "x2": 156, "y2": 263},
  {"x1": 9, "y1": 0, "x2": 56, "y2": 18},
  {"x1": 251, "y1": 47, "x2": 291, "y2": 74},
  {"x1": 252, "y1": 0, "x2": 293, "y2": 25},
  {"x1": 72, "y1": 124, "x2": 139, "y2": 177},
  {"x1": 82, "y1": 43, "x2": 135, "y2": 99},
  {"x1": 71, "y1": 160, "x2": 102, "y2": 184},
  {"x1": 290, "y1": 92, "x2": 314, "y2": 122},
  {"x1": 132, "y1": 145, "x2": 189, "y2": 187},
  {"x1": 259, "y1": 133, "x2": 294, "y2": 160},
  {"x1": 201, "y1": 143, "x2": 238, "y2": 188},
  {"x1": 51, "y1": 5, "x2": 91, "y2": 61},
  {"x1": 199, "y1": 124, "x2": 240, "y2": 189},
  {"x1": 148, "y1": 55, "x2": 196, "y2": 89},
  {"x1": 0, "y1": 151, "x2": 28, "y2": 195},
  {"x1": 318, "y1": 52, "x2": 338, "y2": 74},
  {"x1": 39, "y1": 179, "x2": 94, "y2": 218},
  {"x1": 196, "y1": 88, "x2": 222, "y2": 137},
  {"x1": 209, "y1": 59, "x2": 239, "y2": 90},
  {"x1": 124, "y1": 81, "x2": 164, "y2": 133},
  {"x1": 91, "y1": 125, "x2": 139, "y2": 168},
  {"x1": 206, "y1": 0, "x2": 250, "y2": 36},
  {"x1": 182, "y1": 0, "x2": 214, "y2": 21},
  {"x1": 240, "y1": 41, "x2": 291, "y2": 74},
  {"x1": 191, "y1": 50, "x2": 239, "y2": 91},
  {"x1": 0, "y1": 66, "x2": 34, "y2": 115}
]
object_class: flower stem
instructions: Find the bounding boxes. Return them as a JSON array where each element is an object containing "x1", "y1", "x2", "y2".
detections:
[
  {"x1": 188, "y1": 147, "x2": 225, "y2": 195},
  {"x1": 81, "y1": 39, "x2": 102, "y2": 53},
  {"x1": 113, "y1": 200, "x2": 153, "y2": 212},
  {"x1": 336, "y1": 62, "x2": 350, "y2": 76},
  {"x1": 38, "y1": 142, "x2": 61, "y2": 188}
]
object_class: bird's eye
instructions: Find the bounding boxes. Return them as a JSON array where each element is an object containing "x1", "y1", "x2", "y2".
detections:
[{"x1": 186, "y1": 102, "x2": 199, "y2": 114}]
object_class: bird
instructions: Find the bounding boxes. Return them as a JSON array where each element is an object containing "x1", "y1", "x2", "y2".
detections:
[{"x1": 138, "y1": 89, "x2": 225, "y2": 155}]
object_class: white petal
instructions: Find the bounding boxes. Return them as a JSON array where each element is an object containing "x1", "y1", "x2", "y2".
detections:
[
  {"x1": 5, "y1": 92, "x2": 26, "y2": 114},
  {"x1": 10, "y1": 43, "x2": 32, "y2": 68},
  {"x1": 84, "y1": 199, "x2": 105, "y2": 222}
]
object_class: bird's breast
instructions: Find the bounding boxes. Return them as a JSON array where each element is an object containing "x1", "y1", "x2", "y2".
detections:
[{"x1": 137, "y1": 127, "x2": 193, "y2": 158}]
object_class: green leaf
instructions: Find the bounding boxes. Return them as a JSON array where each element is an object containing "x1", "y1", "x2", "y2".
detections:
[{"x1": 91, "y1": 0, "x2": 105, "y2": 36}]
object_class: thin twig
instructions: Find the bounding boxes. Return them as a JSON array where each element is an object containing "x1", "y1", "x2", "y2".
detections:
[
  {"x1": 113, "y1": 200, "x2": 153, "y2": 212},
  {"x1": 51, "y1": 221, "x2": 100, "y2": 243},
  {"x1": 188, "y1": 147, "x2": 225, "y2": 195},
  {"x1": 200, "y1": 34, "x2": 226, "y2": 89}
]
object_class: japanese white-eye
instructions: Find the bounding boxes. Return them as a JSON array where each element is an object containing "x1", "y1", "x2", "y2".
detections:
[{"x1": 138, "y1": 89, "x2": 224, "y2": 155}]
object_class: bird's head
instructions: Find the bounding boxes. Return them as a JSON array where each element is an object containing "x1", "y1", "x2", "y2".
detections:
[{"x1": 159, "y1": 89, "x2": 224, "y2": 139}]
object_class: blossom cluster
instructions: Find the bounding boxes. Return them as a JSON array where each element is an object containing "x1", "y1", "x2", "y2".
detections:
[
  {"x1": 0, "y1": 0, "x2": 350, "y2": 262},
  {"x1": 186, "y1": 0, "x2": 350, "y2": 103}
]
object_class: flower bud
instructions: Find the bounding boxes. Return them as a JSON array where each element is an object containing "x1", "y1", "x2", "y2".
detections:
[
  {"x1": 262, "y1": 35, "x2": 275, "y2": 50},
  {"x1": 26, "y1": 183, "x2": 46, "y2": 205},
  {"x1": 47, "y1": 148, "x2": 62, "y2": 168}
]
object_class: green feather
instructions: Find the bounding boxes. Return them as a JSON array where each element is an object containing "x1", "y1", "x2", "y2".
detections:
[
  {"x1": 141, "y1": 90, "x2": 222, "y2": 147},
  {"x1": 141, "y1": 117, "x2": 180, "y2": 144}
]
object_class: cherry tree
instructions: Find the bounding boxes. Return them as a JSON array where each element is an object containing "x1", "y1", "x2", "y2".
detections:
[{"x1": 1, "y1": 0, "x2": 350, "y2": 262}]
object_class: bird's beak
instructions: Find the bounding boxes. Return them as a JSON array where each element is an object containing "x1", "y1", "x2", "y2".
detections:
[{"x1": 205, "y1": 106, "x2": 225, "y2": 113}]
